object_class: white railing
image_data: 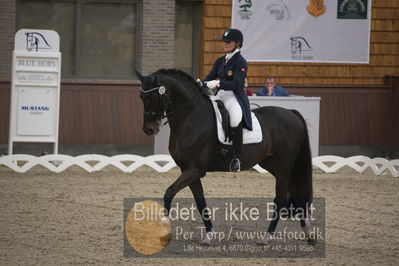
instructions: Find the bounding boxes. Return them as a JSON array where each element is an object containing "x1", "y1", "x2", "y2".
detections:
[{"x1": 0, "y1": 154, "x2": 398, "y2": 177}]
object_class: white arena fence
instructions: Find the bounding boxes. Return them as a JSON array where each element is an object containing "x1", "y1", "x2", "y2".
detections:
[{"x1": 0, "y1": 154, "x2": 398, "y2": 177}]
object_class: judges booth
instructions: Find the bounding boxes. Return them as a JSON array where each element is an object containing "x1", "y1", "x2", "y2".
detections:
[{"x1": 154, "y1": 96, "x2": 321, "y2": 157}]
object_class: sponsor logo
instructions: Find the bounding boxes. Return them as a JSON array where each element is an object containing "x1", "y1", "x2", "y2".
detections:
[
  {"x1": 237, "y1": 0, "x2": 252, "y2": 20},
  {"x1": 25, "y1": 32, "x2": 52, "y2": 52},
  {"x1": 267, "y1": 0, "x2": 291, "y2": 20},
  {"x1": 290, "y1": 36, "x2": 314, "y2": 60},
  {"x1": 21, "y1": 106, "x2": 50, "y2": 111},
  {"x1": 337, "y1": 0, "x2": 368, "y2": 19},
  {"x1": 307, "y1": 0, "x2": 326, "y2": 17}
]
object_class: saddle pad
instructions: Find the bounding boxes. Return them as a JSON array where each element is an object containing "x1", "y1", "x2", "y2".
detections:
[{"x1": 211, "y1": 99, "x2": 263, "y2": 145}]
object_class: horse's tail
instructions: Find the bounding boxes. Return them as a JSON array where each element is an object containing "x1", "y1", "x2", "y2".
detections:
[{"x1": 288, "y1": 110, "x2": 313, "y2": 215}]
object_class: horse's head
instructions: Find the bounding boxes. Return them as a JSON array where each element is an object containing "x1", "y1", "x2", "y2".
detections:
[
  {"x1": 136, "y1": 70, "x2": 169, "y2": 135},
  {"x1": 25, "y1": 32, "x2": 35, "y2": 52}
]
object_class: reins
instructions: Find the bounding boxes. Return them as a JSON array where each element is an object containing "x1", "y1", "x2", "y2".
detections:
[
  {"x1": 163, "y1": 90, "x2": 206, "y2": 125},
  {"x1": 140, "y1": 84, "x2": 206, "y2": 125}
]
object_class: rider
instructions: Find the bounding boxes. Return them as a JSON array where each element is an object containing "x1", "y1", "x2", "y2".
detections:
[{"x1": 203, "y1": 28, "x2": 252, "y2": 172}]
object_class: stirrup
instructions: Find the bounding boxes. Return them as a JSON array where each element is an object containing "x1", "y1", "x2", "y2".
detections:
[{"x1": 230, "y1": 158, "x2": 241, "y2": 172}]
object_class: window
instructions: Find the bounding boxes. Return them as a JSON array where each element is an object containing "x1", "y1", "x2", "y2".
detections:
[
  {"x1": 174, "y1": 1, "x2": 201, "y2": 77},
  {"x1": 18, "y1": 0, "x2": 139, "y2": 79}
]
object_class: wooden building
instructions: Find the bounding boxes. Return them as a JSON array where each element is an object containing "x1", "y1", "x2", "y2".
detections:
[
  {"x1": 202, "y1": 0, "x2": 399, "y2": 86},
  {"x1": 200, "y1": 0, "x2": 399, "y2": 157}
]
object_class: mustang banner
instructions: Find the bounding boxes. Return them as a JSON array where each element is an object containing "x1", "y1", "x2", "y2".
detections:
[{"x1": 232, "y1": 0, "x2": 372, "y2": 63}]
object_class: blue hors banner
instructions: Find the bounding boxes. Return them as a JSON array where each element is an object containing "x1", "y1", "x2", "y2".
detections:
[{"x1": 232, "y1": 0, "x2": 371, "y2": 63}]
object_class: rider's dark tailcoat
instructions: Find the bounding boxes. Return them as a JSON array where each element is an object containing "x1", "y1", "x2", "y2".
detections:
[{"x1": 203, "y1": 51, "x2": 252, "y2": 130}]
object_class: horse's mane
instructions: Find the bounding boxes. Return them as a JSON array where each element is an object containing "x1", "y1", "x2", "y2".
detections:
[{"x1": 154, "y1": 68, "x2": 202, "y2": 92}]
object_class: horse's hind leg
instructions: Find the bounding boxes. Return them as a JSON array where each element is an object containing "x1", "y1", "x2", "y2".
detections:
[
  {"x1": 290, "y1": 191, "x2": 315, "y2": 245},
  {"x1": 288, "y1": 138, "x2": 315, "y2": 245},
  {"x1": 257, "y1": 155, "x2": 295, "y2": 244},
  {"x1": 267, "y1": 176, "x2": 289, "y2": 231},
  {"x1": 300, "y1": 218, "x2": 316, "y2": 245},
  {"x1": 292, "y1": 193, "x2": 316, "y2": 245},
  {"x1": 257, "y1": 170, "x2": 290, "y2": 244}
]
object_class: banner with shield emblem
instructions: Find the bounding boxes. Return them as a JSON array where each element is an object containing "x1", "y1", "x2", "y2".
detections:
[{"x1": 232, "y1": 0, "x2": 371, "y2": 63}]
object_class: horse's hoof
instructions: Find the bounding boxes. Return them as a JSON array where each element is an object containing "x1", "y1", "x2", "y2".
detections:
[
  {"x1": 159, "y1": 217, "x2": 172, "y2": 247},
  {"x1": 160, "y1": 233, "x2": 172, "y2": 247},
  {"x1": 255, "y1": 232, "x2": 273, "y2": 245},
  {"x1": 255, "y1": 237, "x2": 273, "y2": 245},
  {"x1": 200, "y1": 237, "x2": 212, "y2": 245},
  {"x1": 307, "y1": 237, "x2": 317, "y2": 246},
  {"x1": 200, "y1": 239, "x2": 212, "y2": 246},
  {"x1": 200, "y1": 229, "x2": 214, "y2": 245},
  {"x1": 256, "y1": 239, "x2": 271, "y2": 245},
  {"x1": 160, "y1": 216, "x2": 171, "y2": 226}
]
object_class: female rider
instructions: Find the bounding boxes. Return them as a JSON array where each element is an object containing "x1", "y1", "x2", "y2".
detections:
[{"x1": 203, "y1": 28, "x2": 252, "y2": 172}]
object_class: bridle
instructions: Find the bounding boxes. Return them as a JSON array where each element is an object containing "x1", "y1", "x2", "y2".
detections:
[
  {"x1": 140, "y1": 85, "x2": 205, "y2": 125},
  {"x1": 140, "y1": 85, "x2": 168, "y2": 121}
]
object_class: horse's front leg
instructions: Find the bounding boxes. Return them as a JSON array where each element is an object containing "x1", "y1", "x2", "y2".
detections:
[
  {"x1": 164, "y1": 169, "x2": 200, "y2": 212},
  {"x1": 189, "y1": 179, "x2": 214, "y2": 244},
  {"x1": 156, "y1": 169, "x2": 201, "y2": 248}
]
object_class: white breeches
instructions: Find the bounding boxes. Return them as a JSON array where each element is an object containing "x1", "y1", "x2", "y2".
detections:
[{"x1": 213, "y1": 90, "x2": 242, "y2": 127}]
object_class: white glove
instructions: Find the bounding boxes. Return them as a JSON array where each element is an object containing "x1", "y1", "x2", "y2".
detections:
[
  {"x1": 205, "y1": 80, "x2": 220, "y2": 90},
  {"x1": 195, "y1": 78, "x2": 203, "y2": 87}
]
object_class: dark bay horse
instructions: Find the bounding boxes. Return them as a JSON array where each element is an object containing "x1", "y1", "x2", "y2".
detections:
[{"x1": 136, "y1": 68, "x2": 315, "y2": 244}]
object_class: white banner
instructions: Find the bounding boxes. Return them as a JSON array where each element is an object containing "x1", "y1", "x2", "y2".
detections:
[{"x1": 232, "y1": 0, "x2": 371, "y2": 63}]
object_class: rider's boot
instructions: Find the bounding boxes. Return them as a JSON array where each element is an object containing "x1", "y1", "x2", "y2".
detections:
[{"x1": 230, "y1": 124, "x2": 243, "y2": 172}]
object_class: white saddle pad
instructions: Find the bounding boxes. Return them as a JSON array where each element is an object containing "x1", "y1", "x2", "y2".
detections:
[{"x1": 211, "y1": 99, "x2": 263, "y2": 145}]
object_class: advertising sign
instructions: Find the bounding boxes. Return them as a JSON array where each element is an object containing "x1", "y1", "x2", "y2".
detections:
[
  {"x1": 231, "y1": 0, "x2": 372, "y2": 63},
  {"x1": 8, "y1": 29, "x2": 61, "y2": 154}
]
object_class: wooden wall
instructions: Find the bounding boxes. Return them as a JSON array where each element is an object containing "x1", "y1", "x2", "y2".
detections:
[
  {"x1": 389, "y1": 75, "x2": 399, "y2": 147},
  {"x1": 1, "y1": 79, "x2": 398, "y2": 150},
  {"x1": 0, "y1": 0, "x2": 398, "y2": 152},
  {"x1": 58, "y1": 83, "x2": 153, "y2": 144},
  {"x1": 0, "y1": 82, "x2": 153, "y2": 145},
  {"x1": 202, "y1": 0, "x2": 399, "y2": 86},
  {"x1": 0, "y1": 83, "x2": 10, "y2": 144},
  {"x1": 248, "y1": 84, "x2": 393, "y2": 147}
]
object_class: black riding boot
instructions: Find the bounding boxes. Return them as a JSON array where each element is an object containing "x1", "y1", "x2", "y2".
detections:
[{"x1": 230, "y1": 124, "x2": 243, "y2": 172}]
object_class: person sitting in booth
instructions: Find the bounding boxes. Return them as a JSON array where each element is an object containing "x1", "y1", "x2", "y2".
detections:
[
  {"x1": 244, "y1": 78, "x2": 253, "y2": 96},
  {"x1": 256, "y1": 76, "x2": 290, "y2": 96}
]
